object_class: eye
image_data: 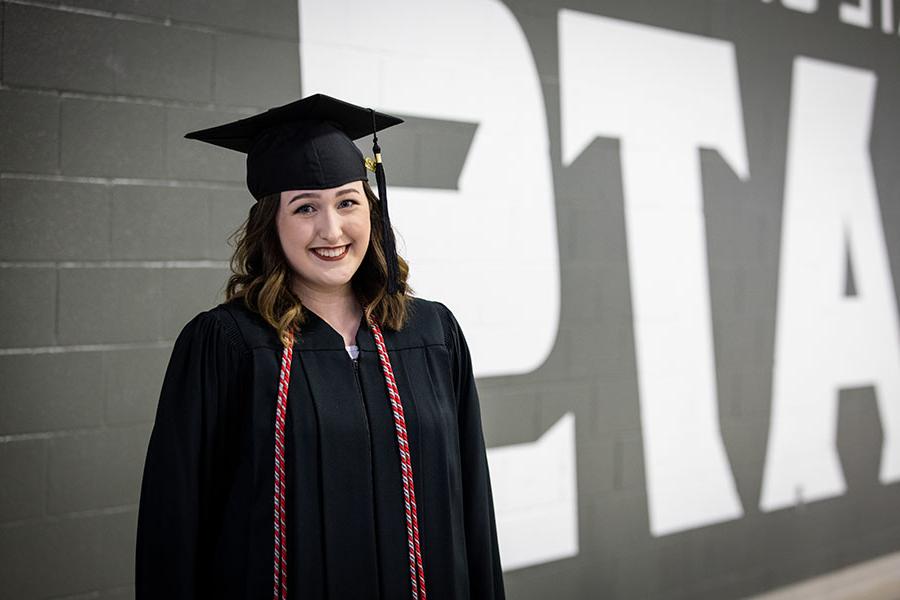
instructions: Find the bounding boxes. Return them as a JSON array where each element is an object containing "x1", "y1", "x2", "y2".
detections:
[
  {"x1": 293, "y1": 204, "x2": 314, "y2": 215},
  {"x1": 339, "y1": 198, "x2": 359, "y2": 209}
]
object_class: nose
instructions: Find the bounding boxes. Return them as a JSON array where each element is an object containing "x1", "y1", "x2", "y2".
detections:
[{"x1": 316, "y1": 206, "x2": 344, "y2": 244}]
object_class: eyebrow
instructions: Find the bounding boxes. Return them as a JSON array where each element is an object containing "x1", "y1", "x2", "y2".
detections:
[{"x1": 288, "y1": 187, "x2": 361, "y2": 205}]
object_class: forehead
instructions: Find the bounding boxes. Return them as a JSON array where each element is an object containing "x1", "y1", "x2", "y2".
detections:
[{"x1": 281, "y1": 181, "x2": 364, "y2": 203}]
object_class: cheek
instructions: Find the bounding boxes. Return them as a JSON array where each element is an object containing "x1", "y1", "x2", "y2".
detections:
[
  {"x1": 355, "y1": 224, "x2": 371, "y2": 244},
  {"x1": 352, "y1": 213, "x2": 372, "y2": 243},
  {"x1": 277, "y1": 215, "x2": 312, "y2": 259}
]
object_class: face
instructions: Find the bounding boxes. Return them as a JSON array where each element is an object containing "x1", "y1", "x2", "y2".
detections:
[{"x1": 277, "y1": 180, "x2": 371, "y2": 297}]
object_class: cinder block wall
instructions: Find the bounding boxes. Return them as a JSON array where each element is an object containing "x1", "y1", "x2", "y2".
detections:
[
  {"x1": 4, "y1": 1, "x2": 900, "y2": 599},
  {"x1": 0, "y1": 1, "x2": 299, "y2": 597}
]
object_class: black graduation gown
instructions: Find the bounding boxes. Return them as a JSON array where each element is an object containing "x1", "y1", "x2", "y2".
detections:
[{"x1": 135, "y1": 296, "x2": 505, "y2": 600}]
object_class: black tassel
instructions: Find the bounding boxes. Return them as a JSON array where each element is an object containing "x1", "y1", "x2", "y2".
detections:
[{"x1": 370, "y1": 110, "x2": 400, "y2": 295}]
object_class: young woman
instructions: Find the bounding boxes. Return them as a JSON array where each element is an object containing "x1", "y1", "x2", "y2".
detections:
[{"x1": 135, "y1": 94, "x2": 506, "y2": 600}]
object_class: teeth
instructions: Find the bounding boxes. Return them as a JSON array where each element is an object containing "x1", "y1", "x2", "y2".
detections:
[{"x1": 313, "y1": 245, "x2": 348, "y2": 258}]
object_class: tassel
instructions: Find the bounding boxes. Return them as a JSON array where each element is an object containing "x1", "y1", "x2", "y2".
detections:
[{"x1": 370, "y1": 109, "x2": 401, "y2": 295}]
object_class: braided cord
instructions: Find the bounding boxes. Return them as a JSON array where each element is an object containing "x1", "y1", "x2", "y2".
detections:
[
  {"x1": 369, "y1": 319, "x2": 427, "y2": 600},
  {"x1": 271, "y1": 318, "x2": 426, "y2": 599},
  {"x1": 273, "y1": 328, "x2": 295, "y2": 600}
]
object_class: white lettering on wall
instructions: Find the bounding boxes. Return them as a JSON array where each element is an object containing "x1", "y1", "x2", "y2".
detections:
[
  {"x1": 840, "y1": 0, "x2": 873, "y2": 29},
  {"x1": 763, "y1": 0, "x2": 900, "y2": 35},
  {"x1": 882, "y1": 0, "x2": 896, "y2": 34},
  {"x1": 299, "y1": 0, "x2": 900, "y2": 560},
  {"x1": 780, "y1": 0, "x2": 819, "y2": 14},
  {"x1": 759, "y1": 56, "x2": 900, "y2": 511},
  {"x1": 559, "y1": 9, "x2": 748, "y2": 536},
  {"x1": 489, "y1": 413, "x2": 579, "y2": 570}
]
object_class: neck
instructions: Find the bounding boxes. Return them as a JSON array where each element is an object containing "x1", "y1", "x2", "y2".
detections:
[{"x1": 292, "y1": 279, "x2": 363, "y2": 345}]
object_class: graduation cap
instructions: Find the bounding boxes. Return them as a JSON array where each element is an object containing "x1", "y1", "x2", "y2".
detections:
[{"x1": 184, "y1": 93, "x2": 405, "y2": 294}]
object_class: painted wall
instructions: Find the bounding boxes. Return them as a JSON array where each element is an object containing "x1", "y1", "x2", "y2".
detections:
[{"x1": 1, "y1": 0, "x2": 899, "y2": 598}]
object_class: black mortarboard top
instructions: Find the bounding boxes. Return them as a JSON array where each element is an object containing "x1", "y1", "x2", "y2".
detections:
[{"x1": 184, "y1": 93, "x2": 405, "y2": 294}]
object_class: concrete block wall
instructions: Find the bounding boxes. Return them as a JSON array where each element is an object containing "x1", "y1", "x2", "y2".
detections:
[
  {"x1": 0, "y1": 1, "x2": 299, "y2": 597},
  {"x1": 3, "y1": 1, "x2": 900, "y2": 599}
]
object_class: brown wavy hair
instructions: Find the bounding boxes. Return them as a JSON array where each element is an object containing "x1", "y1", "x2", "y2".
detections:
[{"x1": 225, "y1": 179, "x2": 414, "y2": 346}]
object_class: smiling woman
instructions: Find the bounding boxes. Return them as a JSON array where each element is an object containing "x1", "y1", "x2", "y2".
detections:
[{"x1": 135, "y1": 94, "x2": 506, "y2": 600}]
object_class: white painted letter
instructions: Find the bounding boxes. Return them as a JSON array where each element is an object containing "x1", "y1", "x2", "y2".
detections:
[
  {"x1": 490, "y1": 413, "x2": 579, "y2": 571},
  {"x1": 880, "y1": 0, "x2": 894, "y2": 34},
  {"x1": 840, "y1": 0, "x2": 873, "y2": 28},
  {"x1": 782, "y1": 0, "x2": 819, "y2": 13},
  {"x1": 760, "y1": 57, "x2": 900, "y2": 511},
  {"x1": 559, "y1": 10, "x2": 748, "y2": 536}
]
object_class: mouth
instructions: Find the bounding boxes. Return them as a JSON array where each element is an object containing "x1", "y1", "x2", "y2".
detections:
[{"x1": 310, "y1": 244, "x2": 350, "y2": 261}]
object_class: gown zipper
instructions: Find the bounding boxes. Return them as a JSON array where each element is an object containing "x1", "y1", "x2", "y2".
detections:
[
  {"x1": 352, "y1": 352, "x2": 382, "y2": 599},
  {"x1": 352, "y1": 356, "x2": 370, "y2": 440}
]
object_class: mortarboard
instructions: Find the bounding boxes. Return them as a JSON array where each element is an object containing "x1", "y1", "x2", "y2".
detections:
[{"x1": 183, "y1": 93, "x2": 405, "y2": 294}]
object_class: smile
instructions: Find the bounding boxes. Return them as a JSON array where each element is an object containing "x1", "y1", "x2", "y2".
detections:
[{"x1": 311, "y1": 244, "x2": 350, "y2": 261}]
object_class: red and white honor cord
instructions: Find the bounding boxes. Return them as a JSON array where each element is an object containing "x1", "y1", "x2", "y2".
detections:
[
  {"x1": 370, "y1": 319, "x2": 427, "y2": 600},
  {"x1": 273, "y1": 327, "x2": 295, "y2": 600},
  {"x1": 272, "y1": 317, "x2": 427, "y2": 600}
]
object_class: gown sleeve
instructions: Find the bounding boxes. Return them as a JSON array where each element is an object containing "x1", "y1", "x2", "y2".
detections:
[
  {"x1": 135, "y1": 310, "x2": 247, "y2": 600},
  {"x1": 440, "y1": 303, "x2": 507, "y2": 599}
]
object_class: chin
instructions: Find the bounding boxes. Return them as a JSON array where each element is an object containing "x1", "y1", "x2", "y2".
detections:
[
  {"x1": 314, "y1": 271, "x2": 356, "y2": 288},
  {"x1": 293, "y1": 255, "x2": 364, "y2": 290}
]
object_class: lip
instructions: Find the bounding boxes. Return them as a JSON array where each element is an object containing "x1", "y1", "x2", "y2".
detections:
[{"x1": 310, "y1": 244, "x2": 350, "y2": 261}]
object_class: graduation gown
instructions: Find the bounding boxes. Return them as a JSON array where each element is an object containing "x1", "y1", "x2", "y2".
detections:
[{"x1": 135, "y1": 296, "x2": 505, "y2": 600}]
